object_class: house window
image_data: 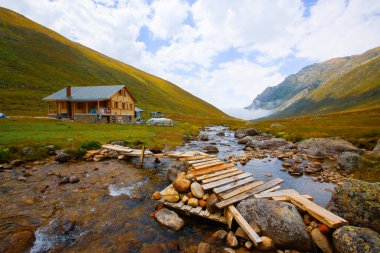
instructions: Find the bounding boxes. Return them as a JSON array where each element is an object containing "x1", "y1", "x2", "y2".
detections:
[
  {"x1": 77, "y1": 102, "x2": 84, "y2": 109},
  {"x1": 122, "y1": 103, "x2": 125, "y2": 109},
  {"x1": 119, "y1": 89, "x2": 126, "y2": 96},
  {"x1": 114, "y1": 101, "x2": 118, "y2": 109}
]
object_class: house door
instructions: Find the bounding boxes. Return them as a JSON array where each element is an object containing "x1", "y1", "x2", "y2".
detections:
[{"x1": 68, "y1": 102, "x2": 73, "y2": 118}]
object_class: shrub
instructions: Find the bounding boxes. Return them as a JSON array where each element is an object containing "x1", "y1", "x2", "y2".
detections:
[
  {"x1": 80, "y1": 141, "x2": 101, "y2": 151},
  {"x1": 0, "y1": 149, "x2": 10, "y2": 163}
]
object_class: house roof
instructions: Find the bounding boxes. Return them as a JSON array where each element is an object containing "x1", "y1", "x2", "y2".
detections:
[
  {"x1": 43, "y1": 85, "x2": 136, "y2": 102},
  {"x1": 135, "y1": 107, "x2": 144, "y2": 112}
]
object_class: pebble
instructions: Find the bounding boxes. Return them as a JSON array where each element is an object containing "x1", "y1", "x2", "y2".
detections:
[
  {"x1": 197, "y1": 242, "x2": 211, "y2": 253},
  {"x1": 221, "y1": 248, "x2": 236, "y2": 253},
  {"x1": 257, "y1": 236, "x2": 274, "y2": 251},
  {"x1": 303, "y1": 214, "x2": 311, "y2": 225},
  {"x1": 24, "y1": 171, "x2": 33, "y2": 177},
  {"x1": 17, "y1": 176, "x2": 27, "y2": 181},
  {"x1": 318, "y1": 223, "x2": 331, "y2": 234},
  {"x1": 311, "y1": 228, "x2": 333, "y2": 253},
  {"x1": 191, "y1": 182, "x2": 204, "y2": 199},
  {"x1": 202, "y1": 193, "x2": 209, "y2": 200},
  {"x1": 226, "y1": 231, "x2": 238, "y2": 248},
  {"x1": 245, "y1": 241, "x2": 253, "y2": 250},
  {"x1": 210, "y1": 230, "x2": 227, "y2": 241},
  {"x1": 181, "y1": 195, "x2": 189, "y2": 203},
  {"x1": 265, "y1": 173, "x2": 273, "y2": 177},
  {"x1": 310, "y1": 221, "x2": 318, "y2": 229},
  {"x1": 198, "y1": 199, "x2": 207, "y2": 208},
  {"x1": 187, "y1": 198, "x2": 198, "y2": 207},
  {"x1": 152, "y1": 191, "x2": 161, "y2": 200},
  {"x1": 69, "y1": 175, "x2": 80, "y2": 183}
]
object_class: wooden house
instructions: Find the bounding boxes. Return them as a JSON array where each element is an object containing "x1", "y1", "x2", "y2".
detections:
[{"x1": 43, "y1": 85, "x2": 136, "y2": 123}]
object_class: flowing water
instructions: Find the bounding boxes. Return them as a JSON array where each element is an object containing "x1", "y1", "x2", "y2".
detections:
[{"x1": 0, "y1": 126, "x2": 335, "y2": 252}]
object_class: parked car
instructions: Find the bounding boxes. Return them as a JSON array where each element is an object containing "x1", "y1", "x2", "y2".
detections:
[
  {"x1": 146, "y1": 118, "x2": 173, "y2": 126},
  {"x1": 0, "y1": 113, "x2": 9, "y2": 119}
]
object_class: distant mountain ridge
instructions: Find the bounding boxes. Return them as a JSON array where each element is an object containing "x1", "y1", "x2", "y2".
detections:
[
  {"x1": 246, "y1": 47, "x2": 380, "y2": 117},
  {"x1": 0, "y1": 7, "x2": 228, "y2": 119}
]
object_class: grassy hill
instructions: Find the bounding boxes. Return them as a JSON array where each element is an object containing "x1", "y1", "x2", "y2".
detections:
[
  {"x1": 0, "y1": 7, "x2": 228, "y2": 119},
  {"x1": 247, "y1": 47, "x2": 380, "y2": 117}
]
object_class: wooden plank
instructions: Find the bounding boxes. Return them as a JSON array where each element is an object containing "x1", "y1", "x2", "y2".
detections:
[
  {"x1": 219, "y1": 181, "x2": 265, "y2": 199},
  {"x1": 214, "y1": 177, "x2": 258, "y2": 195},
  {"x1": 210, "y1": 211, "x2": 222, "y2": 219},
  {"x1": 288, "y1": 194, "x2": 347, "y2": 228},
  {"x1": 192, "y1": 161, "x2": 224, "y2": 170},
  {"x1": 191, "y1": 159, "x2": 221, "y2": 167},
  {"x1": 102, "y1": 144, "x2": 133, "y2": 153},
  {"x1": 191, "y1": 163, "x2": 236, "y2": 176},
  {"x1": 255, "y1": 189, "x2": 298, "y2": 199},
  {"x1": 215, "y1": 178, "x2": 284, "y2": 209},
  {"x1": 196, "y1": 167, "x2": 238, "y2": 181},
  {"x1": 202, "y1": 173, "x2": 253, "y2": 190},
  {"x1": 190, "y1": 206, "x2": 202, "y2": 214},
  {"x1": 259, "y1": 186, "x2": 281, "y2": 194},
  {"x1": 174, "y1": 201, "x2": 184, "y2": 208},
  {"x1": 202, "y1": 170, "x2": 244, "y2": 184},
  {"x1": 272, "y1": 194, "x2": 313, "y2": 202},
  {"x1": 181, "y1": 155, "x2": 216, "y2": 161},
  {"x1": 227, "y1": 206, "x2": 263, "y2": 247},
  {"x1": 188, "y1": 158, "x2": 220, "y2": 164},
  {"x1": 224, "y1": 208, "x2": 234, "y2": 229}
]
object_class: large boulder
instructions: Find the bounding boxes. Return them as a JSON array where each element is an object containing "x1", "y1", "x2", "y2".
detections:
[
  {"x1": 155, "y1": 208, "x2": 184, "y2": 231},
  {"x1": 161, "y1": 185, "x2": 180, "y2": 203},
  {"x1": 167, "y1": 160, "x2": 189, "y2": 182},
  {"x1": 110, "y1": 141, "x2": 124, "y2": 146},
  {"x1": 234, "y1": 129, "x2": 247, "y2": 139},
  {"x1": 327, "y1": 179, "x2": 380, "y2": 233},
  {"x1": 55, "y1": 152, "x2": 71, "y2": 163},
  {"x1": 333, "y1": 226, "x2": 380, "y2": 253},
  {"x1": 203, "y1": 145, "x2": 219, "y2": 154},
  {"x1": 245, "y1": 138, "x2": 288, "y2": 150},
  {"x1": 245, "y1": 128, "x2": 260, "y2": 136},
  {"x1": 337, "y1": 152, "x2": 361, "y2": 173},
  {"x1": 198, "y1": 134, "x2": 209, "y2": 141},
  {"x1": 236, "y1": 198, "x2": 311, "y2": 251},
  {"x1": 298, "y1": 137, "x2": 364, "y2": 156}
]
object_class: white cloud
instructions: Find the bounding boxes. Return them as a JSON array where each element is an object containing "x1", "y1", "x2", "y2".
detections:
[{"x1": 1, "y1": 0, "x2": 380, "y2": 119}]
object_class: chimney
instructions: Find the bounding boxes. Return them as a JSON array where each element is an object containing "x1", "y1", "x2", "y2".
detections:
[{"x1": 66, "y1": 86, "x2": 71, "y2": 97}]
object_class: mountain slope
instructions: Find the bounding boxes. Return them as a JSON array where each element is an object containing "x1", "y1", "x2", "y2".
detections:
[
  {"x1": 0, "y1": 7, "x2": 228, "y2": 119},
  {"x1": 246, "y1": 47, "x2": 380, "y2": 117}
]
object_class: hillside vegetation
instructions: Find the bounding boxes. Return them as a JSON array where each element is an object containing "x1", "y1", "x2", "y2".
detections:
[
  {"x1": 0, "y1": 7, "x2": 228, "y2": 119},
  {"x1": 246, "y1": 47, "x2": 380, "y2": 117}
]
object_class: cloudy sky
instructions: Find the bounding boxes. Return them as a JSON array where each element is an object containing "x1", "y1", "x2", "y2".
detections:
[{"x1": 1, "y1": 0, "x2": 380, "y2": 118}]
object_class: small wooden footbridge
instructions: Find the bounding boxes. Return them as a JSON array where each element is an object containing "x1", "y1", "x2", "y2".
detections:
[{"x1": 158, "y1": 154, "x2": 348, "y2": 246}]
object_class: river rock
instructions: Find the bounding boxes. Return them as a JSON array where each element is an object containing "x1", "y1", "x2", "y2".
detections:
[
  {"x1": 211, "y1": 230, "x2": 227, "y2": 241},
  {"x1": 59, "y1": 176, "x2": 70, "y2": 184},
  {"x1": 155, "y1": 208, "x2": 184, "y2": 231},
  {"x1": 257, "y1": 236, "x2": 275, "y2": 251},
  {"x1": 161, "y1": 186, "x2": 179, "y2": 203},
  {"x1": 197, "y1": 242, "x2": 211, "y2": 253},
  {"x1": 245, "y1": 241, "x2": 253, "y2": 250},
  {"x1": 167, "y1": 160, "x2": 189, "y2": 182},
  {"x1": 198, "y1": 134, "x2": 209, "y2": 141},
  {"x1": 173, "y1": 178, "x2": 191, "y2": 193},
  {"x1": 191, "y1": 182, "x2": 204, "y2": 199},
  {"x1": 203, "y1": 145, "x2": 219, "y2": 154},
  {"x1": 369, "y1": 139, "x2": 380, "y2": 157},
  {"x1": 111, "y1": 140, "x2": 124, "y2": 146},
  {"x1": 10, "y1": 159, "x2": 24, "y2": 166},
  {"x1": 181, "y1": 195, "x2": 189, "y2": 203},
  {"x1": 226, "y1": 231, "x2": 238, "y2": 248},
  {"x1": 246, "y1": 128, "x2": 260, "y2": 136},
  {"x1": 238, "y1": 136, "x2": 252, "y2": 145},
  {"x1": 69, "y1": 175, "x2": 80, "y2": 183},
  {"x1": 234, "y1": 129, "x2": 247, "y2": 139},
  {"x1": 217, "y1": 131, "x2": 225, "y2": 136},
  {"x1": 337, "y1": 152, "x2": 361, "y2": 173},
  {"x1": 298, "y1": 137, "x2": 364, "y2": 156},
  {"x1": 198, "y1": 199, "x2": 207, "y2": 208},
  {"x1": 152, "y1": 191, "x2": 161, "y2": 200},
  {"x1": 55, "y1": 152, "x2": 71, "y2": 163},
  {"x1": 333, "y1": 226, "x2": 380, "y2": 253},
  {"x1": 327, "y1": 179, "x2": 380, "y2": 233},
  {"x1": 221, "y1": 248, "x2": 236, "y2": 253},
  {"x1": 311, "y1": 228, "x2": 333, "y2": 253},
  {"x1": 236, "y1": 198, "x2": 312, "y2": 251},
  {"x1": 188, "y1": 198, "x2": 198, "y2": 207},
  {"x1": 206, "y1": 193, "x2": 220, "y2": 213},
  {"x1": 288, "y1": 166, "x2": 304, "y2": 176}
]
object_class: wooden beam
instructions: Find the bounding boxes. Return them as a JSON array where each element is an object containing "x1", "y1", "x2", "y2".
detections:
[
  {"x1": 140, "y1": 145, "x2": 145, "y2": 168},
  {"x1": 254, "y1": 189, "x2": 298, "y2": 199},
  {"x1": 196, "y1": 167, "x2": 238, "y2": 181},
  {"x1": 213, "y1": 177, "x2": 258, "y2": 195},
  {"x1": 219, "y1": 180, "x2": 265, "y2": 199},
  {"x1": 227, "y1": 206, "x2": 263, "y2": 247},
  {"x1": 191, "y1": 159, "x2": 222, "y2": 167},
  {"x1": 215, "y1": 178, "x2": 284, "y2": 209},
  {"x1": 190, "y1": 163, "x2": 236, "y2": 176},
  {"x1": 202, "y1": 173, "x2": 253, "y2": 190},
  {"x1": 272, "y1": 194, "x2": 313, "y2": 202},
  {"x1": 224, "y1": 208, "x2": 234, "y2": 229},
  {"x1": 201, "y1": 170, "x2": 244, "y2": 184},
  {"x1": 287, "y1": 193, "x2": 347, "y2": 228}
]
